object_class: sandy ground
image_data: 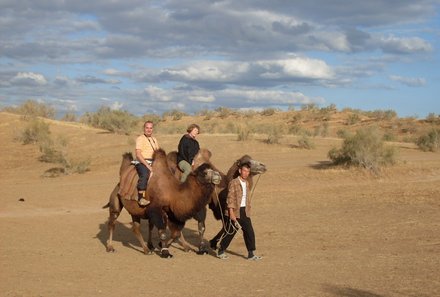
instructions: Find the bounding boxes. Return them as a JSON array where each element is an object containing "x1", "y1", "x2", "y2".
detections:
[{"x1": 1, "y1": 112, "x2": 440, "y2": 297}]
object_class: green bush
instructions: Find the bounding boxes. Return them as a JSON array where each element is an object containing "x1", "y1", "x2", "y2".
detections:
[
  {"x1": 328, "y1": 127, "x2": 397, "y2": 173},
  {"x1": 416, "y1": 128, "x2": 440, "y2": 152}
]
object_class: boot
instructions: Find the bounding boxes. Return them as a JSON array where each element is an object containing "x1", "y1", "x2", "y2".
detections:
[{"x1": 137, "y1": 191, "x2": 149, "y2": 206}]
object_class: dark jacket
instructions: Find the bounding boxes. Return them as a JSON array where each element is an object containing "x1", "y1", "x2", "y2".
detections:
[{"x1": 177, "y1": 134, "x2": 200, "y2": 164}]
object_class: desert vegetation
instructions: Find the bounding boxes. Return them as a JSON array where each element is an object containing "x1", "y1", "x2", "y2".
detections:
[{"x1": 2, "y1": 100, "x2": 439, "y2": 175}]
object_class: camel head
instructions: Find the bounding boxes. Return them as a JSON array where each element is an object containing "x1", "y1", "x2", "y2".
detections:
[
  {"x1": 237, "y1": 155, "x2": 267, "y2": 175},
  {"x1": 194, "y1": 163, "x2": 222, "y2": 185}
]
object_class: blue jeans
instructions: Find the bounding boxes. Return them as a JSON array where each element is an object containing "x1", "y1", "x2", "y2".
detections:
[{"x1": 135, "y1": 163, "x2": 151, "y2": 191}]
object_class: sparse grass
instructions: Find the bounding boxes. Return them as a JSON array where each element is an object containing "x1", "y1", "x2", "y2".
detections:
[{"x1": 328, "y1": 127, "x2": 397, "y2": 173}]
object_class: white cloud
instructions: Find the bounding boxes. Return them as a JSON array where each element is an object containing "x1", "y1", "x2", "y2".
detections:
[
  {"x1": 110, "y1": 101, "x2": 123, "y2": 110},
  {"x1": 11, "y1": 72, "x2": 47, "y2": 86},
  {"x1": 390, "y1": 75, "x2": 426, "y2": 87}
]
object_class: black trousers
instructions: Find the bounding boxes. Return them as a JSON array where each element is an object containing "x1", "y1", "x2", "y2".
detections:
[
  {"x1": 135, "y1": 163, "x2": 151, "y2": 191},
  {"x1": 218, "y1": 207, "x2": 256, "y2": 253}
]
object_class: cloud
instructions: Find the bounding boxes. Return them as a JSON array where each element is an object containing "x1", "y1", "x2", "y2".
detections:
[
  {"x1": 0, "y1": 0, "x2": 438, "y2": 116},
  {"x1": 137, "y1": 57, "x2": 335, "y2": 88},
  {"x1": 11, "y1": 72, "x2": 48, "y2": 86},
  {"x1": 390, "y1": 75, "x2": 426, "y2": 87},
  {"x1": 76, "y1": 75, "x2": 120, "y2": 84}
]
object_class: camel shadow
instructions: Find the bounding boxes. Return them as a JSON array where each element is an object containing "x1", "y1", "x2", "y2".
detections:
[
  {"x1": 95, "y1": 220, "x2": 159, "y2": 255},
  {"x1": 95, "y1": 220, "x2": 210, "y2": 255},
  {"x1": 322, "y1": 284, "x2": 386, "y2": 297}
]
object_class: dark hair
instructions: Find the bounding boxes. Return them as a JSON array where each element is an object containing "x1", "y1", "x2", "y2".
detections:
[
  {"x1": 239, "y1": 161, "x2": 251, "y2": 169},
  {"x1": 187, "y1": 123, "x2": 200, "y2": 133}
]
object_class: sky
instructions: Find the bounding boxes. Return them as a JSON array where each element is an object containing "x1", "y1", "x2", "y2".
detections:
[{"x1": 1, "y1": 0, "x2": 439, "y2": 118}]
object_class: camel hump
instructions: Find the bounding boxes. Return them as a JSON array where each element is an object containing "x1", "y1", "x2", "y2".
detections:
[
  {"x1": 167, "y1": 151, "x2": 178, "y2": 165},
  {"x1": 153, "y1": 148, "x2": 166, "y2": 160}
]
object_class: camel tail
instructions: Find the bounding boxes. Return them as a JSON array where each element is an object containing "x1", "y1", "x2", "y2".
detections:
[{"x1": 102, "y1": 202, "x2": 110, "y2": 209}]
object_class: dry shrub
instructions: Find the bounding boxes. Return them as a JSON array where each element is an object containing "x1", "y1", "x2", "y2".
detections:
[
  {"x1": 215, "y1": 107, "x2": 234, "y2": 119},
  {"x1": 61, "y1": 112, "x2": 77, "y2": 122},
  {"x1": 3, "y1": 99, "x2": 55, "y2": 119},
  {"x1": 260, "y1": 108, "x2": 276, "y2": 116},
  {"x1": 297, "y1": 135, "x2": 315, "y2": 149},
  {"x1": 39, "y1": 135, "x2": 90, "y2": 175},
  {"x1": 80, "y1": 106, "x2": 138, "y2": 135},
  {"x1": 346, "y1": 113, "x2": 361, "y2": 125},
  {"x1": 237, "y1": 125, "x2": 252, "y2": 141},
  {"x1": 416, "y1": 128, "x2": 440, "y2": 152},
  {"x1": 19, "y1": 118, "x2": 51, "y2": 144},
  {"x1": 328, "y1": 127, "x2": 397, "y2": 173},
  {"x1": 264, "y1": 126, "x2": 283, "y2": 144}
]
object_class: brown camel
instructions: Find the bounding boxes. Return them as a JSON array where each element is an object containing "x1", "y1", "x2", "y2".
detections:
[
  {"x1": 104, "y1": 148, "x2": 221, "y2": 258},
  {"x1": 163, "y1": 152, "x2": 267, "y2": 253}
]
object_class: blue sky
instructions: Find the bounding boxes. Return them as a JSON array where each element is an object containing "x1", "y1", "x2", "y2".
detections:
[{"x1": 1, "y1": 0, "x2": 439, "y2": 118}]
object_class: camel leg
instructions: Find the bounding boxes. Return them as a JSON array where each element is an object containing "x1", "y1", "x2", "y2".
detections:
[
  {"x1": 106, "y1": 210, "x2": 120, "y2": 252},
  {"x1": 148, "y1": 207, "x2": 173, "y2": 258},
  {"x1": 147, "y1": 220, "x2": 155, "y2": 251},
  {"x1": 194, "y1": 207, "x2": 209, "y2": 254},
  {"x1": 131, "y1": 216, "x2": 152, "y2": 255},
  {"x1": 106, "y1": 184, "x2": 122, "y2": 253},
  {"x1": 167, "y1": 221, "x2": 192, "y2": 252}
]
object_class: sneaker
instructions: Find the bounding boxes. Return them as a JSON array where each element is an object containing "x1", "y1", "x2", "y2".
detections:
[
  {"x1": 217, "y1": 251, "x2": 229, "y2": 259},
  {"x1": 247, "y1": 255, "x2": 263, "y2": 261},
  {"x1": 138, "y1": 198, "x2": 150, "y2": 206}
]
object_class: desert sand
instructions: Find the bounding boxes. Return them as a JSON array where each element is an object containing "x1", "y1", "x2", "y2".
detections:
[{"x1": 1, "y1": 112, "x2": 439, "y2": 297}]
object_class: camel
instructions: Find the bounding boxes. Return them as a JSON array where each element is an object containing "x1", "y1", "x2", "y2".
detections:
[
  {"x1": 104, "y1": 148, "x2": 221, "y2": 258},
  {"x1": 163, "y1": 152, "x2": 267, "y2": 254}
]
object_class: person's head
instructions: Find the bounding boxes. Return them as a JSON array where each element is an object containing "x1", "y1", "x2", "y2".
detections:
[
  {"x1": 187, "y1": 123, "x2": 200, "y2": 138},
  {"x1": 238, "y1": 162, "x2": 251, "y2": 180},
  {"x1": 143, "y1": 121, "x2": 154, "y2": 137}
]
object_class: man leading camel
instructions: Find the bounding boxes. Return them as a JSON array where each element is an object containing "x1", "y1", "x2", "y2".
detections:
[
  {"x1": 135, "y1": 120, "x2": 159, "y2": 206},
  {"x1": 216, "y1": 162, "x2": 263, "y2": 260}
]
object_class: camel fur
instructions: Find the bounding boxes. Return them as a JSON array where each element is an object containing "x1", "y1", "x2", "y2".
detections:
[{"x1": 103, "y1": 149, "x2": 221, "y2": 258}]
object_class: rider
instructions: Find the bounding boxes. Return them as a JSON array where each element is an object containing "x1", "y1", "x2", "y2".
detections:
[
  {"x1": 135, "y1": 120, "x2": 159, "y2": 206},
  {"x1": 177, "y1": 123, "x2": 200, "y2": 182}
]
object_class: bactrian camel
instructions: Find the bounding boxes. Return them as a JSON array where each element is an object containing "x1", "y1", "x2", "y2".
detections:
[
  {"x1": 164, "y1": 152, "x2": 267, "y2": 253},
  {"x1": 104, "y1": 148, "x2": 221, "y2": 258}
]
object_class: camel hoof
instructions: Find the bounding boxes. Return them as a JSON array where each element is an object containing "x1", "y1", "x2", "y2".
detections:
[
  {"x1": 106, "y1": 246, "x2": 115, "y2": 253},
  {"x1": 160, "y1": 248, "x2": 173, "y2": 258},
  {"x1": 147, "y1": 242, "x2": 154, "y2": 251},
  {"x1": 144, "y1": 249, "x2": 154, "y2": 255},
  {"x1": 196, "y1": 249, "x2": 209, "y2": 255}
]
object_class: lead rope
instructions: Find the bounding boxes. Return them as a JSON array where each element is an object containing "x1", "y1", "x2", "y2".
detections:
[{"x1": 214, "y1": 174, "x2": 262, "y2": 242}]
